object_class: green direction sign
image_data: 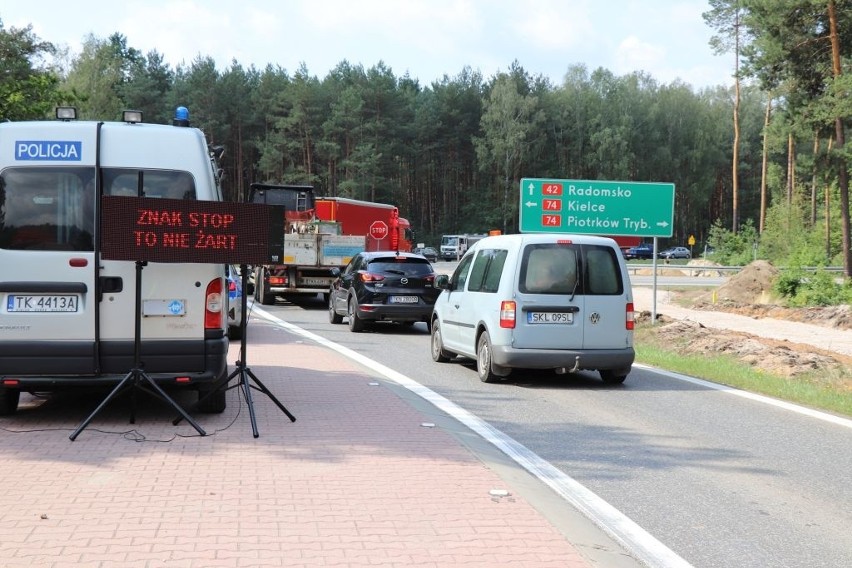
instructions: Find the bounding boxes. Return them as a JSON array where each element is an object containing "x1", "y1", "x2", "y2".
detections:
[{"x1": 519, "y1": 178, "x2": 675, "y2": 237}]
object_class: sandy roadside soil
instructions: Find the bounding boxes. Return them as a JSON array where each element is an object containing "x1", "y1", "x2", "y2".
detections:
[{"x1": 632, "y1": 286, "x2": 852, "y2": 358}]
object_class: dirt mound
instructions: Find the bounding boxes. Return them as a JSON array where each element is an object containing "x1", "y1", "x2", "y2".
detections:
[
  {"x1": 717, "y1": 260, "x2": 779, "y2": 303},
  {"x1": 648, "y1": 318, "x2": 844, "y2": 378}
]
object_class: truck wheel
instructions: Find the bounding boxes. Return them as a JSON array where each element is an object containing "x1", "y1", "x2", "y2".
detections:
[
  {"x1": 430, "y1": 320, "x2": 454, "y2": 362},
  {"x1": 328, "y1": 293, "x2": 343, "y2": 324},
  {"x1": 347, "y1": 297, "x2": 365, "y2": 332},
  {"x1": 259, "y1": 284, "x2": 274, "y2": 305},
  {"x1": 0, "y1": 387, "x2": 20, "y2": 416}
]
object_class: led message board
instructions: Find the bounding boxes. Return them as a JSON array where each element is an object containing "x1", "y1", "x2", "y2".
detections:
[{"x1": 100, "y1": 195, "x2": 285, "y2": 264}]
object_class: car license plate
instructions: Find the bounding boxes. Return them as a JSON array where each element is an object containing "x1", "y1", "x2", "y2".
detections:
[
  {"x1": 528, "y1": 311, "x2": 573, "y2": 324},
  {"x1": 7, "y1": 295, "x2": 79, "y2": 313},
  {"x1": 389, "y1": 295, "x2": 418, "y2": 304},
  {"x1": 301, "y1": 277, "x2": 329, "y2": 285}
]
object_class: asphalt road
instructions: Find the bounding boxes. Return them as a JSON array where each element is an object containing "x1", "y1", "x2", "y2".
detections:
[{"x1": 259, "y1": 293, "x2": 852, "y2": 568}]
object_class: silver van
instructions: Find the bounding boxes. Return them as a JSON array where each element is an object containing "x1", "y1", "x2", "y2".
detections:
[
  {"x1": 0, "y1": 109, "x2": 230, "y2": 415},
  {"x1": 430, "y1": 233, "x2": 635, "y2": 383}
]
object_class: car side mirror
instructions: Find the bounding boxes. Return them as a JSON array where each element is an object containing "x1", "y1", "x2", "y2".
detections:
[
  {"x1": 434, "y1": 274, "x2": 451, "y2": 290},
  {"x1": 330, "y1": 267, "x2": 341, "y2": 277}
]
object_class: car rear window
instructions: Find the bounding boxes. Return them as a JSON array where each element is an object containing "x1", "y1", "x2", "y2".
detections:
[{"x1": 367, "y1": 257, "x2": 434, "y2": 276}]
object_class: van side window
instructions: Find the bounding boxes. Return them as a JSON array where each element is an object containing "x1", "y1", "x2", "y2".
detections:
[
  {"x1": 467, "y1": 248, "x2": 508, "y2": 293},
  {"x1": 520, "y1": 244, "x2": 578, "y2": 294},
  {"x1": 450, "y1": 253, "x2": 474, "y2": 291},
  {"x1": 0, "y1": 167, "x2": 95, "y2": 251},
  {"x1": 584, "y1": 246, "x2": 622, "y2": 295},
  {"x1": 103, "y1": 169, "x2": 196, "y2": 199}
]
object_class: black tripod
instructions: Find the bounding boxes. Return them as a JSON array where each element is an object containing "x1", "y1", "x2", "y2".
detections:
[
  {"x1": 176, "y1": 264, "x2": 295, "y2": 437},
  {"x1": 70, "y1": 261, "x2": 207, "y2": 441}
]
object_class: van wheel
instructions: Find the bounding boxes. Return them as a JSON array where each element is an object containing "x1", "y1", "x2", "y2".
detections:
[
  {"x1": 0, "y1": 387, "x2": 20, "y2": 416},
  {"x1": 477, "y1": 332, "x2": 509, "y2": 382},
  {"x1": 328, "y1": 293, "x2": 343, "y2": 324},
  {"x1": 431, "y1": 320, "x2": 454, "y2": 362},
  {"x1": 228, "y1": 324, "x2": 242, "y2": 340},
  {"x1": 600, "y1": 370, "x2": 628, "y2": 384},
  {"x1": 197, "y1": 374, "x2": 227, "y2": 414},
  {"x1": 347, "y1": 297, "x2": 365, "y2": 332}
]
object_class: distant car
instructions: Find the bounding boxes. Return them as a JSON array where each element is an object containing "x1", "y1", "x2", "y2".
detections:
[
  {"x1": 659, "y1": 246, "x2": 692, "y2": 259},
  {"x1": 328, "y1": 251, "x2": 440, "y2": 332},
  {"x1": 226, "y1": 264, "x2": 244, "y2": 339},
  {"x1": 413, "y1": 246, "x2": 439, "y2": 262},
  {"x1": 623, "y1": 243, "x2": 655, "y2": 260}
]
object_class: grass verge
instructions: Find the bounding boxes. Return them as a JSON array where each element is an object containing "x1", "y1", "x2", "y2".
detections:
[{"x1": 634, "y1": 325, "x2": 852, "y2": 418}]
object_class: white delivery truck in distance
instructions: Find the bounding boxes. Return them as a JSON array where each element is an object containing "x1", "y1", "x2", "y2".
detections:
[
  {"x1": 0, "y1": 107, "x2": 230, "y2": 415},
  {"x1": 439, "y1": 233, "x2": 488, "y2": 261}
]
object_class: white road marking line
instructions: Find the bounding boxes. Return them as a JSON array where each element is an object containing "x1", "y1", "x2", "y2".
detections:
[{"x1": 252, "y1": 306, "x2": 694, "y2": 568}]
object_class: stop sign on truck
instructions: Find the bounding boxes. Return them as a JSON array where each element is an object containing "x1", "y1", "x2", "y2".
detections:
[{"x1": 369, "y1": 220, "x2": 388, "y2": 240}]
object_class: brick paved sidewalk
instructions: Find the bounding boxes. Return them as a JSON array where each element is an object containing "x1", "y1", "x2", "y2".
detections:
[{"x1": 0, "y1": 317, "x2": 598, "y2": 568}]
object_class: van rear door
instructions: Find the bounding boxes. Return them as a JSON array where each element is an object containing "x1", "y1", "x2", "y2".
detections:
[
  {"x1": 578, "y1": 245, "x2": 630, "y2": 349},
  {"x1": 512, "y1": 242, "x2": 585, "y2": 350},
  {"x1": 0, "y1": 163, "x2": 99, "y2": 374}
]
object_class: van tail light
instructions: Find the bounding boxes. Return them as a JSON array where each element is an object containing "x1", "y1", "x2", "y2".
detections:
[
  {"x1": 626, "y1": 302, "x2": 635, "y2": 330},
  {"x1": 500, "y1": 300, "x2": 516, "y2": 329},
  {"x1": 205, "y1": 278, "x2": 224, "y2": 330}
]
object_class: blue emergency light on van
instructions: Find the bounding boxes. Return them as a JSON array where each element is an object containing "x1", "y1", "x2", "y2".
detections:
[{"x1": 15, "y1": 140, "x2": 82, "y2": 161}]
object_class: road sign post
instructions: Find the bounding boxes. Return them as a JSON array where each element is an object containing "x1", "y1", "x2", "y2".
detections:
[{"x1": 519, "y1": 178, "x2": 675, "y2": 237}]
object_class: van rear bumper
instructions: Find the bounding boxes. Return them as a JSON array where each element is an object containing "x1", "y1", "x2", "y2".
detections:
[
  {"x1": 0, "y1": 337, "x2": 229, "y2": 388},
  {"x1": 492, "y1": 346, "x2": 635, "y2": 371}
]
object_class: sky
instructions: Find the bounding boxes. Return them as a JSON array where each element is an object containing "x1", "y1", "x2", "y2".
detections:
[{"x1": 1, "y1": 0, "x2": 734, "y2": 91}]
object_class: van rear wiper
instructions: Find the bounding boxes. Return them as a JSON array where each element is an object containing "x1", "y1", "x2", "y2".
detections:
[{"x1": 569, "y1": 262, "x2": 580, "y2": 301}]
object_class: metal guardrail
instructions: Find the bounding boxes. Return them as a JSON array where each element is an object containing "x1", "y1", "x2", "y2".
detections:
[{"x1": 627, "y1": 264, "x2": 845, "y2": 276}]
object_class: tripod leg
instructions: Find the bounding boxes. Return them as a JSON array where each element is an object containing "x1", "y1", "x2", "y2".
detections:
[
  {"x1": 239, "y1": 368, "x2": 260, "y2": 438},
  {"x1": 69, "y1": 370, "x2": 136, "y2": 441},
  {"x1": 138, "y1": 372, "x2": 206, "y2": 436},
  {"x1": 246, "y1": 367, "x2": 296, "y2": 422}
]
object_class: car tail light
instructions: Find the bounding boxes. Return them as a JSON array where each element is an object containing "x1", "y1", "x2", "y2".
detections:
[
  {"x1": 500, "y1": 300, "x2": 516, "y2": 328},
  {"x1": 626, "y1": 302, "x2": 635, "y2": 330},
  {"x1": 359, "y1": 272, "x2": 385, "y2": 283},
  {"x1": 205, "y1": 278, "x2": 224, "y2": 330},
  {"x1": 269, "y1": 275, "x2": 286, "y2": 285}
]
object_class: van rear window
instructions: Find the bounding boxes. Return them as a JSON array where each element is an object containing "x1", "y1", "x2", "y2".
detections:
[
  {"x1": 0, "y1": 167, "x2": 197, "y2": 252},
  {"x1": 0, "y1": 167, "x2": 95, "y2": 251},
  {"x1": 104, "y1": 169, "x2": 196, "y2": 200},
  {"x1": 519, "y1": 243, "x2": 623, "y2": 295}
]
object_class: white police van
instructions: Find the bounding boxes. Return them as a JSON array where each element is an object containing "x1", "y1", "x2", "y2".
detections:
[
  {"x1": 430, "y1": 233, "x2": 635, "y2": 383},
  {"x1": 0, "y1": 108, "x2": 230, "y2": 415}
]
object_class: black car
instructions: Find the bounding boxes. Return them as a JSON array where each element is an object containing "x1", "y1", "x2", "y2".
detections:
[
  {"x1": 328, "y1": 251, "x2": 440, "y2": 332},
  {"x1": 413, "y1": 246, "x2": 439, "y2": 262}
]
